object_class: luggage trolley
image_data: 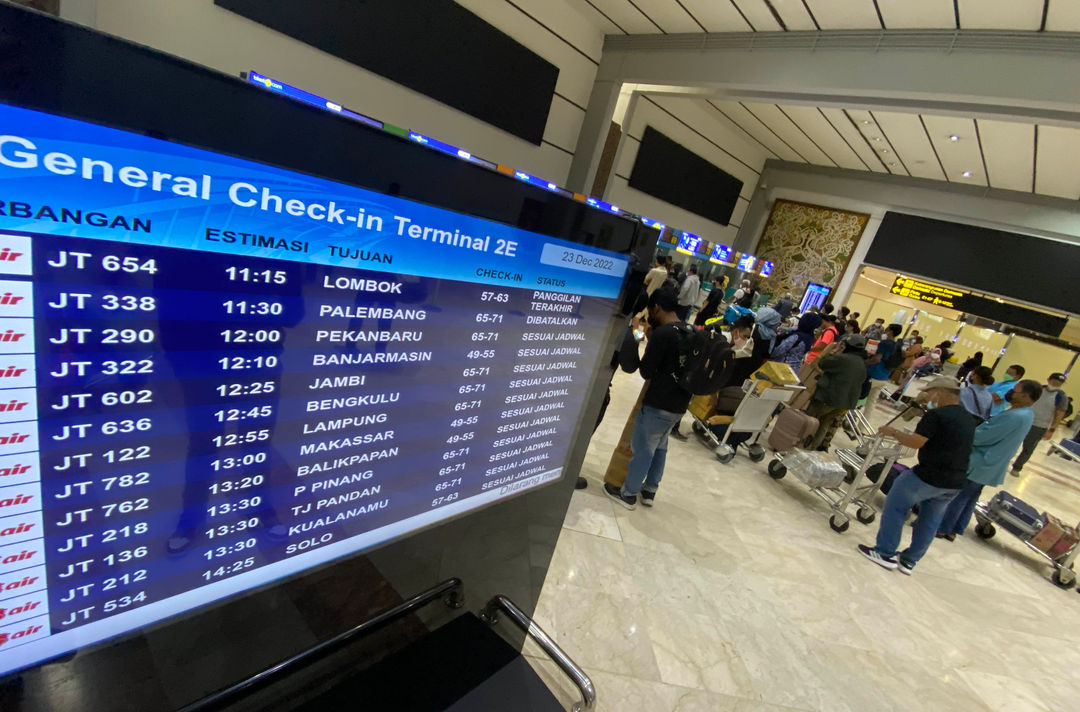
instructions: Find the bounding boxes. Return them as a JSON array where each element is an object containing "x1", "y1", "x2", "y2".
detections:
[
  {"x1": 767, "y1": 408, "x2": 914, "y2": 534},
  {"x1": 690, "y1": 376, "x2": 802, "y2": 465},
  {"x1": 972, "y1": 498, "x2": 1080, "y2": 589}
]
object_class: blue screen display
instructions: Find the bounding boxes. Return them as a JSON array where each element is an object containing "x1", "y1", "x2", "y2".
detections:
[
  {"x1": 759, "y1": 261, "x2": 774, "y2": 277},
  {"x1": 709, "y1": 244, "x2": 732, "y2": 265},
  {"x1": 736, "y1": 253, "x2": 756, "y2": 272},
  {"x1": 0, "y1": 102, "x2": 628, "y2": 674},
  {"x1": 675, "y1": 232, "x2": 701, "y2": 255}
]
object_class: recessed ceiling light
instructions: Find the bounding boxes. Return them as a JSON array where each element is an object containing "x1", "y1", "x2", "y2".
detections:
[
  {"x1": 861, "y1": 120, "x2": 871, "y2": 125},
  {"x1": 948, "y1": 135, "x2": 960, "y2": 141},
  {"x1": 872, "y1": 137, "x2": 882, "y2": 142},
  {"x1": 961, "y1": 170, "x2": 973, "y2": 177},
  {"x1": 881, "y1": 148, "x2": 889, "y2": 153},
  {"x1": 887, "y1": 162, "x2": 897, "y2": 166}
]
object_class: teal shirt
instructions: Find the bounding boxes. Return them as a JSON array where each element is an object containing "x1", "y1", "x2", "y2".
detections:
[
  {"x1": 967, "y1": 407, "x2": 1035, "y2": 486},
  {"x1": 986, "y1": 379, "x2": 1016, "y2": 417}
]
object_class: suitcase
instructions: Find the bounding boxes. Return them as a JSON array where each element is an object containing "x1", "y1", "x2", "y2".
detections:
[
  {"x1": 767, "y1": 408, "x2": 819, "y2": 452},
  {"x1": 986, "y1": 491, "x2": 1044, "y2": 539},
  {"x1": 1058, "y1": 439, "x2": 1080, "y2": 458},
  {"x1": 688, "y1": 393, "x2": 716, "y2": 422},
  {"x1": 1028, "y1": 513, "x2": 1080, "y2": 560}
]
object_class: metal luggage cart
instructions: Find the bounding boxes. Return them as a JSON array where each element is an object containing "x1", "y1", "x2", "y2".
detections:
[
  {"x1": 690, "y1": 377, "x2": 802, "y2": 465},
  {"x1": 768, "y1": 426, "x2": 907, "y2": 534},
  {"x1": 1048, "y1": 439, "x2": 1080, "y2": 465},
  {"x1": 972, "y1": 503, "x2": 1080, "y2": 589},
  {"x1": 768, "y1": 407, "x2": 915, "y2": 533}
]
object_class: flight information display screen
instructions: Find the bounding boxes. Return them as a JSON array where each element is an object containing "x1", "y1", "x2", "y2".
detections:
[{"x1": 0, "y1": 102, "x2": 628, "y2": 674}]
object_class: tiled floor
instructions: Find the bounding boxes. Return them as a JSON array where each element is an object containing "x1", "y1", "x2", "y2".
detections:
[{"x1": 527, "y1": 370, "x2": 1080, "y2": 711}]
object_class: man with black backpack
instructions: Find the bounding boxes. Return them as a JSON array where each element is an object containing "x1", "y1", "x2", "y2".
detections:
[
  {"x1": 605, "y1": 289, "x2": 693, "y2": 511},
  {"x1": 862, "y1": 323, "x2": 903, "y2": 421}
]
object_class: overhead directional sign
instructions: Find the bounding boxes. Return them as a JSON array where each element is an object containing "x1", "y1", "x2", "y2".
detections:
[
  {"x1": 890, "y1": 276, "x2": 967, "y2": 308},
  {"x1": 890, "y1": 275, "x2": 1067, "y2": 337}
]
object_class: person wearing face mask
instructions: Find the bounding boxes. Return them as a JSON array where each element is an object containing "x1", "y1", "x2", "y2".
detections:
[
  {"x1": 936, "y1": 379, "x2": 1042, "y2": 540},
  {"x1": 606, "y1": 289, "x2": 692, "y2": 510},
  {"x1": 987, "y1": 364, "x2": 1024, "y2": 417},
  {"x1": 728, "y1": 315, "x2": 769, "y2": 385},
  {"x1": 1011, "y1": 372, "x2": 1069, "y2": 475},
  {"x1": 858, "y1": 376, "x2": 975, "y2": 575},
  {"x1": 959, "y1": 366, "x2": 995, "y2": 423}
]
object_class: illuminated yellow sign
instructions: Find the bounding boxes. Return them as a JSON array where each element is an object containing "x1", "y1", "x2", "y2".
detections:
[{"x1": 890, "y1": 276, "x2": 968, "y2": 308}]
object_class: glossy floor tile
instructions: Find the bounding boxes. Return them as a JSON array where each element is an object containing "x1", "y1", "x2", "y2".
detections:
[{"x1": 529, "y1": 371, "x2": 1080, "y2": 712}]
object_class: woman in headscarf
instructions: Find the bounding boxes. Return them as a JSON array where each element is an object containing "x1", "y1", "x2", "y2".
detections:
[
  {"x1": 770, "y1": 312, "x2": 822, "y2": 371},
  {"x1": 754, "y1": 305, "x2": 783, "y2": 352}
]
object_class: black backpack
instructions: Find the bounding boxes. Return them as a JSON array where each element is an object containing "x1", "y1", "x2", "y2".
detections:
[
  {"x1": 737, "y1": 289, "x2": 757, "y2": 309},
  {"x1": 672, "y1": 323, "x2": 736, "y2": 396}
]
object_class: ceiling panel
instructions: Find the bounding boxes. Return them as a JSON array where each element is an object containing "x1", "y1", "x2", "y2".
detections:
[
  {"x1": 805, "y1": 0, "x2": 881, "y2": 29},
  {"x1": 976, "y1": 119, "x2": 1034, "y2": 193},
  {"x1": 876, "y1": 0, "x2": 956, "y2": 28},
  {"x1": 847, "y1": 109, "x2": 908, "y2": 175},
  {"x1": 632, "y1": 0, "x2": 705, "y2": 32},
  {"x1": 680, "y1": 0, "x2": 755, "y2": 30},
  {"x1": 778, "y1": 105, "x2": 866, "y2": 169},
  {"x1": 957, "y1": 0, "x2": 1044, "y2": 30},
  {"x1": 1046, "y1": 0, "x2": 1080, "y2": 31},
  {"x1": 585, "y1": 0, "x2": 664, "y2": 33},
  {"x1": 651, "y1": 96, "x2": 773, "y2": 168},
  {"x1": 921, "y1": 115, "x2": 987, "y2": 186},
  {"x1": 730, "y1": 0, "x2": 784, "y2": 31},
  {"x1": 1035, "y1": 126, "x2": 1080, "y2": 200},
  {"x1": 570, "y1": 0, "x2": 626, "y2": 33},
  {"x1": 743, "y1": 102, "x2": 834, "y2": 165},
  {"x1": 708, "y1": 100, "x2": 806, "y2": 161},
  {"x1": 818, "y1": 107, "x2": 889, "y2": 173},
  {"x1": 871, "y1": 112, "x2": 947, "y2": 180},
  {"x1": 768, "y1": 0, "x2": 818, "y2": 30}
]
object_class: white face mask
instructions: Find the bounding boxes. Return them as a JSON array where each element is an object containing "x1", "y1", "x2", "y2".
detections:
[{"x1": 732, "y1": 333, "x2": 754, "y2": 359}]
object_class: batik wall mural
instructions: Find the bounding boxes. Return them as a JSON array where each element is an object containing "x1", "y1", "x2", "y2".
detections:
[{"x1": 754, "y1": 199, "x2": 870, "y2": 298}]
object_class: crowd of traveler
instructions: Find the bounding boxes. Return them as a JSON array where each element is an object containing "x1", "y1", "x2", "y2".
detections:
[{"x1": 601, "y1": 257, "x2": 1071, "y2": 576}]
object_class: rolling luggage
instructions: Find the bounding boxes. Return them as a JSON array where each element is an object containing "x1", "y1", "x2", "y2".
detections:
[
  {"x1": 986, "y1": 491, "x2": 1044, "y2": 539},
  {"x1": 863, "y1": 461, "x2": 909, "y2": 495},
  {"x1": 767, "y1": 408, "x2": 818, "y2": 452}
]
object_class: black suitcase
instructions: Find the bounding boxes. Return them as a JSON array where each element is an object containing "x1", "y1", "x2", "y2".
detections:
[{"x1": 987, "y1": 491, "x2": 1044, "y2": 539}]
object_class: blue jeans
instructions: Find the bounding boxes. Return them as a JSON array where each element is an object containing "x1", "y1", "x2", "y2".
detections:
[
  {"x1": 937, "y1": 480, "x2": 984, "y2": 536},
  {"x1": 874, "y1": 469, "x2": 960, "y2": 567},
  {"x1": 622, "y1": 405, "x2": 684, "y2": 497}
]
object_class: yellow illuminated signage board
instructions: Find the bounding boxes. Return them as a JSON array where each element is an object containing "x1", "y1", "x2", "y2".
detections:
[{"x1": 890, "y1": 276, "x2": 968, "y2": 308}]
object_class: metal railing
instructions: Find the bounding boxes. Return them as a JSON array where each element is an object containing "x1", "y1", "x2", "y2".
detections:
[
  {"x1": 481, "y1": 594, "x2": 595, "y2": 711},
  {"x1": 179, "y1": 577, "x2": 465, "y2": 712}
]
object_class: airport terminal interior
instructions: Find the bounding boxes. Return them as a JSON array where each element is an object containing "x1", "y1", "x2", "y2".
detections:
[{"x1": 1, "y1": 1, "x2": 1080, "y2": 711}]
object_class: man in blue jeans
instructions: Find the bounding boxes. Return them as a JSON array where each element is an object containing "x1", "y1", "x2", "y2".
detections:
[
  {"x1": 858, "y1": 376, "x2": 975, "y2": 574},
  {"x1": 605, "y1": 289, "x2": 691, "y2": 510}
]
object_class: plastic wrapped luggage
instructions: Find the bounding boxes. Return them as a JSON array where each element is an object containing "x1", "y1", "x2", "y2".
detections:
[
  {"x1": 783, "y1": 450, "x2": 847, "y2": 489},
  {"x1": 986, "y1": 491, "x2": 1044, "y2": 539},
  {"x1": 767, "y1": 409, "x2": 818, "y2": 452}
]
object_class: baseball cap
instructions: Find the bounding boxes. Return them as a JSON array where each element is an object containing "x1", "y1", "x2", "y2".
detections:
[
  {"x1": 846, "y1": 334, "x2": 867, "y2": 349},
  {"x1": 923, "y1": 375, "x2": 961, "y2": 392},
  {"x1": 1049, "y1": 372, "x2": 1067, "y2": 382}
]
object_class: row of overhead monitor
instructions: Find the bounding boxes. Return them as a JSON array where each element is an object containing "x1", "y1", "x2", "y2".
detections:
[{"x1": 674, "y1": 232, "x2": 773, "y2": 278}]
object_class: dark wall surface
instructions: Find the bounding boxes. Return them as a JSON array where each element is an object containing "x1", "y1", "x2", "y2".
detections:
[
  {"x1": 0, "y1": 6, "x2": 650, "y2": 710},
  {"x1": 866, "y1": 212, "x2": 1079, "y2": 316},
  {"x1": 214, "y1": 0, "x2": 559, "y2": 145},
  {"x1": 628, "y1": 126, "x2": 744, "y2": 226}
]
